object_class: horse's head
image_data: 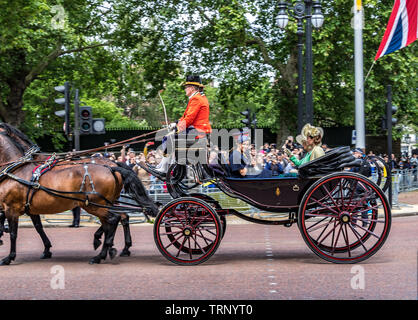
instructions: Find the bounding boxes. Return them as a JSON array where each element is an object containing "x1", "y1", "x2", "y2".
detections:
[{"x1": 0, "y1": 123, "x2": 36, "y2": 163}]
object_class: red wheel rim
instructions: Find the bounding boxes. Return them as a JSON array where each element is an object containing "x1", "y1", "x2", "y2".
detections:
[
  {"x1": 299, "y1": 174, "x2": 390, "y2": 263},
  {"x1": 155, "y1": 200, "x2": 221, "y2": 265}
]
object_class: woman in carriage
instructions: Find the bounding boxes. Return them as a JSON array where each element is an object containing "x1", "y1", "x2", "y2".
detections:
[{"x1": 283, "y1": 123, "x2": 325, "y2": 167}]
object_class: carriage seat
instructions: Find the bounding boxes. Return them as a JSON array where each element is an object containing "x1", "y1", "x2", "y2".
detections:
[
  {"x1": 207, "y1": 152, "x2": 231, "y2": 177},
  {"x1": 172, "y1": 136, "x2": 209, "y2": 164},
  {"x1": 298, "y1": 146, "x2": 361, "y2": 178}
]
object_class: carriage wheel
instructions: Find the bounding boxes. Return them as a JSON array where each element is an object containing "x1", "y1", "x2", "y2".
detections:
[
  {"x1": 298, "y1": 172, "x2": 391, "y2": 264},
  {"x1": 369, "y1": 156, "x2": 390, "y2": 192},
  {"x1": 154, "y1": 197, "x2": 223, "y2": 265},
  {"x1": 367, "y1": 158, "x2": 382, "y2": 188},
  {"x1": 189, "y1": 193, "x2": 226, "y2": 239}
]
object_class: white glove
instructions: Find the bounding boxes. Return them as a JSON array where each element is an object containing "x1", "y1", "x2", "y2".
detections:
[{"x1": 168, "y1": 122, "x2": 177, "y2": 131}]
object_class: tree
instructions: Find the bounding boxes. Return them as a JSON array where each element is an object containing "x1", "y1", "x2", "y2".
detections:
[
  {"x1": 148, "y1": 0, "x2": 417, "y2": 140},
  {"x1": 0, "y1": 0, "x2": 113, "y2": 126},
  {"x1": 3, "y1": 0, "x2": 416, "y2": 148},
  {"x1": 0, "y1": 0, "x2": 181, "y2": 128}
]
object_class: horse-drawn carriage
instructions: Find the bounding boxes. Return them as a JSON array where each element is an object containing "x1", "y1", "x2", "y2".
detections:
[
  {"x1": 0, "y1": 123, "x2": 391, "y2": 266},
  {"x1": 148, "y1": 136, "x2": 392, "y2": 265}
]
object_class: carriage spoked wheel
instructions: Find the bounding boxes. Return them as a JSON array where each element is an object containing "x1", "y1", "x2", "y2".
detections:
[
  {"x1": 154, "y1": 197, "x2": 223, "y2": 265},
  {"x1": 298, "y1": 172, "x2": 391, "y2": 264},
  {"x1": 189, "y1": 193, "x2": 226, "y2": 239},
  {"x1": 368, "y1": 156, "x2": 390, "y2": 193}
]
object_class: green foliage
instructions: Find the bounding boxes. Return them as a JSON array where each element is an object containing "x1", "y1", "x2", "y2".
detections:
[
  {"x1": 1, "y1": 0, "x2": 416, "y2": 151},
  {"x1": 150, "y1": 0, "x2": 417, "y2": 138}
]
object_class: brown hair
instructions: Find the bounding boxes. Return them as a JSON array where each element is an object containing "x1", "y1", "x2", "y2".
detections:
[{"x1": 309, "y1": 135, "x2": 322, "y2": 146}]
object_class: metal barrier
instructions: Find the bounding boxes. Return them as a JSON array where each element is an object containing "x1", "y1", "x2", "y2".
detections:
[
  {"x1": 394, "y1": 169, "x2": 418, "y2": 192},
  {"x1": 386, "y1": 169, "x2": 417, "y2": 206}
]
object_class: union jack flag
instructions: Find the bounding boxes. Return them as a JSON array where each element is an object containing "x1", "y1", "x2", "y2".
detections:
[{"x1": 375, "y1": 0, "x2": 417, "y2": 60}]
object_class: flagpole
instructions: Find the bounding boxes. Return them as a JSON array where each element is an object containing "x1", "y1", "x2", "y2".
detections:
[
  {"x1": 364, "y1": 60, "x2": 376, "y2": 83},
  {"x1": 354, "y1": 0, "x2": 366, "y2": 150}
]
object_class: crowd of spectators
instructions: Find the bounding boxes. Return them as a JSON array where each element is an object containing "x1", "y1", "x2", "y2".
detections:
[
  {"x1": 93, "y1": 136, "x2": 418, "y2": 192},
  {"x1": 366, "y1": 150, "x2": 418, "y2": 171},
  {"x1": 94, "y1": 136, "x2": 326, "y2": 190}
]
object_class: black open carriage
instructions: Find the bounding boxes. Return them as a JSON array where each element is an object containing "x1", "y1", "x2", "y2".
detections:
[{"x1": 148, "y1": 137, "x2": 392, "y2": 266}]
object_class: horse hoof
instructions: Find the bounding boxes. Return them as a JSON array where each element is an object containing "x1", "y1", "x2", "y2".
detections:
[
  {"x1": 109, "y1": 248, "x2": 117, "y2": 260},
  {"x1": 41, "y1": 252, "x2": 52, "y2": 259},
  {"x1": 0, "y1": 258, "x2": 11, "y2": 266},
  {"x1": 93, "y1": 239, "x2": 102, "y2": 250},
  {"x1": 119, "y1": 250, "x2": 131, "y2": 257},
  {"x1": 89, "y1": 256, "x2": 101, "y2": 264}
]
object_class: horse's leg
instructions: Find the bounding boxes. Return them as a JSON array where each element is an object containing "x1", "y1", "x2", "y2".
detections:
[
  {"x1": 89, "y1": 212, "x2": 120, "y2": 264},
  {"x1": 27, "y1": 214, "x2": 52, "y2": 259},
  {"x1": 94, "y1": 215, "x2": 131, "y2": 256},
  {"x1": 0, "y1": 215, "x2": 18, "y2": 266},
  {"x1": 93, "y1": 226, "x2": 104, "y2": 250},
  {"x1": 105, "y1": 212, "x2": 121, "y2": 260},
  {"x1": 0, "y1": 211, "x2": 5, "y2": 246},
  {"x1": 89, "y1": 222, "x2": 110, "y2": 264},
  {"x1": 119, "y1": 213, "x2": 132, "y2": 257}
]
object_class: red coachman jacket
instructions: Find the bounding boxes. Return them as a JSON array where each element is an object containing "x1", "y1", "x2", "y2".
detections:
[{"x1": 177, "y1": 92, "x2": 212, "y2": 134}]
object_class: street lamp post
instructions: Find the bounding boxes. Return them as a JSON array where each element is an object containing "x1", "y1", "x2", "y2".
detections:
[
  {"x1": 405, "y1": 134, "x2": 411, "y2": 155},
  {"x1": 277, "y1": 1, "x2": 324, "y2": 131}
]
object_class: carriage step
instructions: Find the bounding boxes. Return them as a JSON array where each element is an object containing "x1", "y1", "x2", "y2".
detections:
[{"x1": 284, "y1": 212, "x2": 297, "y2": 227}]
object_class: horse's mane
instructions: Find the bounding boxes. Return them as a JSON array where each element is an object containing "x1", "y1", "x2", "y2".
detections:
[{"x1": 0, "y1": 122, "x2": 36, "y2": 154}]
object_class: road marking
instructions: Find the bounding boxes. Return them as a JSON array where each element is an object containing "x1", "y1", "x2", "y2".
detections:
[{"x1": 264, "y1": 226, "x2": 278, "y2": 296}]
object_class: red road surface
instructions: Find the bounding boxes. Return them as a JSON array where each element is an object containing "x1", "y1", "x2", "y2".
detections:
[{"x1": 0, "y1": 216, "x2": 416, "y2": 300}]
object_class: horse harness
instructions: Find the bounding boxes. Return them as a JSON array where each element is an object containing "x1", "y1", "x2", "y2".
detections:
[{"x1": 0, "y1": 147, "x2": 117, "y2": 215}]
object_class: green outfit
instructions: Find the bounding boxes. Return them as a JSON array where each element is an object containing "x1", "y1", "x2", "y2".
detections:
[{"x1": 290, "y1": 145, "x2": 325, "y2": 167}]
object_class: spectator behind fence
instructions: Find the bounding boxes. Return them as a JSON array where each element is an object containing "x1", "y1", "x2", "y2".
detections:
[
  {"x1": 285, "y1": 136, "x2": 298, "y2": 151},
  {"x1": 133, "y1": 163, "x2": 151, "y2": 190},
  {"x1": 350, "y1": 148, "x2": 371, "y2": 177},
  {"x1": 265, "y1": 153, "x2": 284, "y2": 176},
  {"x1": 390, "y1": 153, "x2": 399, "y2": 170},
  {"x1": 410, "y1": 154, "x2": 418, "y2": 181}
]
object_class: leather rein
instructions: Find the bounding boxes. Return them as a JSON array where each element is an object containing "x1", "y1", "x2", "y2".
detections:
[
  {"x1": 0, "y1": 128, "x2": 164, "y2": 220},
  {"x1": 0, "y1": 128, "x2": 163, "y2": 168}
]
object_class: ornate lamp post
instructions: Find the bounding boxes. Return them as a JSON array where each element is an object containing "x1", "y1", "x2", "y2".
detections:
[
  {"x1": 277, "y1": 1, "x2": 324, "y2": 132},
  {"x1": 405, "y1": 134, "x2": 411, "y2": 155}
]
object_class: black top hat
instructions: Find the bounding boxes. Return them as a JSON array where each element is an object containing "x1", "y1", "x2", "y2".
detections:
[{"x1": 183, "y1": 75, "x2": 204, "y2": 88}]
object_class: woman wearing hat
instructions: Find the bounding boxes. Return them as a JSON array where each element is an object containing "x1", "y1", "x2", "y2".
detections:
[
  {"x1": 141, "y1": 75, "x2": 212, "y2": 176},
  {"x1": 283, "y1": 124, "x2": 325, "y2": 167}
]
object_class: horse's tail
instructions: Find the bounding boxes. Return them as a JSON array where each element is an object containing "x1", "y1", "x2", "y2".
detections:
[{"x1": 111, "y1": 162, "x2": 159, "y2": 217}]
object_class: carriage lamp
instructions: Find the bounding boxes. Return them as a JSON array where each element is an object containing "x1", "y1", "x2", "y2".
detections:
[{"x1": 276, "y1": 1, "x2": 324, "y2": 132}]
